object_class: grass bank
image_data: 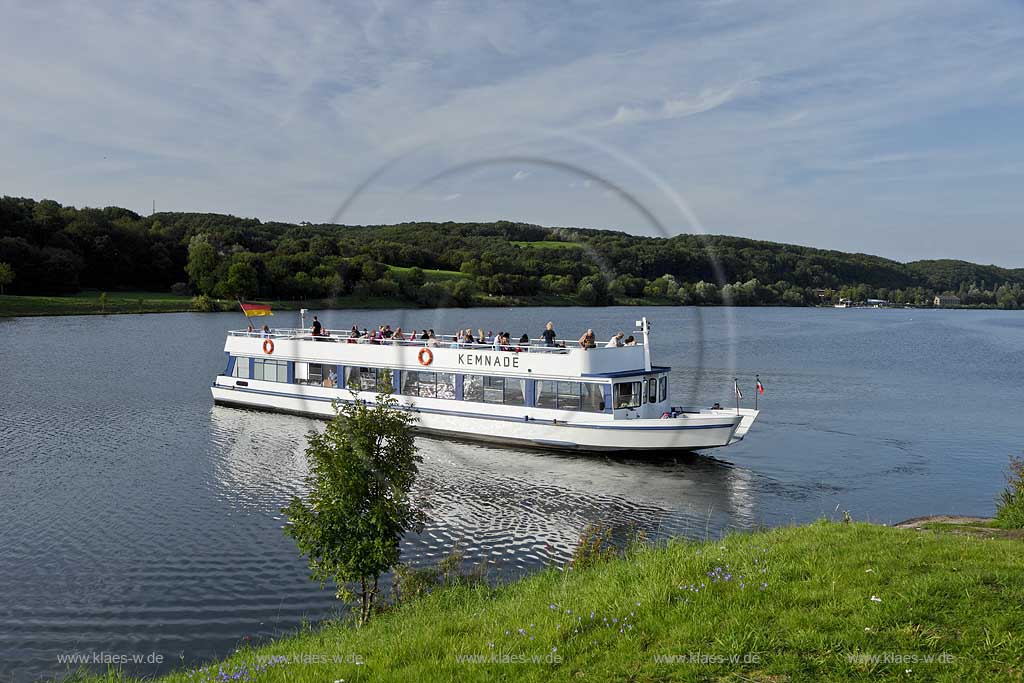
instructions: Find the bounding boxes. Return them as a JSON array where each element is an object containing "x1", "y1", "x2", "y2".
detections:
[
  {"x1": 0, "y1": 292, "x2": 409, "y2": 317},
  {"x1": 0, "y1": 291, "x2": 679, "y2": 317},
  {"x1": 77, "y1": 521, "x2": 1023, "y2": 682}
]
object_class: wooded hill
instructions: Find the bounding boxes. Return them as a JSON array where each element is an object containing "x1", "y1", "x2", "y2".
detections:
[{"x1": 1, "y1": 196, "x2": 1022, "y2": 308}]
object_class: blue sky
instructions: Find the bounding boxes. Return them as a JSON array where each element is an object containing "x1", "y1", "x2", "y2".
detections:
[{"x1": 1, "y1": 1, "x2": 1023, "y2": 265}]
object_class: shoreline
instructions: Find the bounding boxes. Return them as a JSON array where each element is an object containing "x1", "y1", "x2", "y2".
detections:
[
  {"x1": 1, "y1": 292, "x2": 1010, "y2": 318},
  {"x1": 67, "y1": 519, "x2": 1023, "y2": 683}
]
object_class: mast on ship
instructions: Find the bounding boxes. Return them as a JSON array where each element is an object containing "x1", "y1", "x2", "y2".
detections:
[{"x1": 636, "y1": 317, "x2": 652, "y2": 371}]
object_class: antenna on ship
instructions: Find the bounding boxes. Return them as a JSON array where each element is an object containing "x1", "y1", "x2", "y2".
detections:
[{"x1": 635, "y1": 317, "x2": 652, "y2": 371}]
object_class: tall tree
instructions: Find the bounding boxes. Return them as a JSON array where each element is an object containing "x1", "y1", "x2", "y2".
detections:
[
  {"x1": 0, "y1": 262, "x2": 13, "y2": 294},
  {"x1": 224, "y1": 261, "x2": 259, "y2": 299},
  {"x1": 282, "y1": 393, "x2": 423, "y2": 625},
  {"x1": 185, "y1": 235, "x2": 218, "y2": 295}
]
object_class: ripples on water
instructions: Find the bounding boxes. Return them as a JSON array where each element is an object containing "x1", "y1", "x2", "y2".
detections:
[{"x1": 1, "y1": 308, "x2": 1022, "y2": 681}]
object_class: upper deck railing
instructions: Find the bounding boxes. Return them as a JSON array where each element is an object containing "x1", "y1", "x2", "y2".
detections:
[{"x1": 227, "y1": 328, "x2": 643, "y2": 354}]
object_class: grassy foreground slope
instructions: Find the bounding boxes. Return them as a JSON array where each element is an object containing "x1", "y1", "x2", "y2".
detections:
[{"x1": 83, "y1": 521, "x2": 1024, "y2": 683}]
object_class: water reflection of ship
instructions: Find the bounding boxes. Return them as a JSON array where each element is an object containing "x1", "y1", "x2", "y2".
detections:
[
  {"x1": 209, "y1": 404, "x2": 758, "y2": 575},
  {"x1": 408, "y1": 436, "x2": 759, "y2": 571}
]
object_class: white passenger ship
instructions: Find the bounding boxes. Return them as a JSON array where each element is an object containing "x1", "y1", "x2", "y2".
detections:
[{"x1": 210, "y1": 318, "x2": 759, "y2": 453}]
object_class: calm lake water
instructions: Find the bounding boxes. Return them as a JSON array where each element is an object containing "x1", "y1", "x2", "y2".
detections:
[{"x1": 1, "y1": 306, "x2": 1022, "y2": 681}]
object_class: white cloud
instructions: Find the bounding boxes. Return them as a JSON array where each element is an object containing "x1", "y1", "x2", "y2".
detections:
[
  {"x1": 608, "y1": 83, "x2": 753, "y2": 125},
  {"x1": 0, "y1": 0, "x2": 1023, "y2": 264}
]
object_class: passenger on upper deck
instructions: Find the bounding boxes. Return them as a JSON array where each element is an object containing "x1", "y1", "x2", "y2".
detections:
[
  {"x1": 605, "y1": 331, "x2": 624, "y2": 347},
  {"x1": 420, "y1": 329, "x2": 430, "y2": 340},
  {"x1": 427, "y1": 330, "x2": 439, "y2": 347},
  {"x1": 519, "y1": 333, "x2": 530, "y2": 345},
  {"x1": 262, "y1": 324, "x2": 271, "y2": 338},
  {"x1": 542, "y1": 322, "x2": 556, "y2": 347},
  {"x1": 579, "y1": 329, "x2": 596, "y2": 349},
  {"x1": 311, "y1": 316, "x2": 322, "y2": 336},
  {"x1": 485, "y1": 330, "x2": 495, "y2": 344},
  {"x1": 623, "y1": 335, "x2": 636, "y2": 346}
]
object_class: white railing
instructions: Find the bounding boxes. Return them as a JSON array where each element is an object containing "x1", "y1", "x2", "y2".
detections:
[{"x1": 228, "y1": 328, "x2": 643, "y2": 354}]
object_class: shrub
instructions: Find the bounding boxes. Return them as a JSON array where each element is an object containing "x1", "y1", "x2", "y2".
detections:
[
  {"x1": 393, "y1": 548, "x2": 486, "y2": 605},
  {"x1": 571, "y1": 522, "x2": 618, "y2": 570},
  {"x1": 995, "y1": 455, "x2": 1024, "y2": 529},
  {"x1": 190, "y1": 294, "x2": 214, "y2": 312}
]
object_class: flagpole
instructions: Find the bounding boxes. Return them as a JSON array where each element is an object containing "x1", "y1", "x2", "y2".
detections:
[
  {"x1": 734, "y1": 377, "x2": 739, "y2": 414},
  {"x1": 755, "y1": 374, "x2": 759, "y2": 410},
  {"x1": 236, "y1": 299, "x2": 253, "y2": 331}
]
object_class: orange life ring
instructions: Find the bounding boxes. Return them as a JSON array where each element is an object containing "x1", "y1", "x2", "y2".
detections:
[
  {"x1": 262, "y1": 339, "x2": 274, "y2": 354},
  {"x1": 418, "y1": 348, "x2": 433, "y2": 366}
]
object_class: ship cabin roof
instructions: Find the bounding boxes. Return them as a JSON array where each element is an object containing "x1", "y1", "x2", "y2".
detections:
[{"x1": 225, "y1": 328, "x2": 665, "y2": 381}]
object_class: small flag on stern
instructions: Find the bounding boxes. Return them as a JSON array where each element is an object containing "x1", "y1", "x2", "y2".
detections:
[
  {"x1": 756, "y1": 377, "x2": 765, "y2": 395},
  {"x1": 240, "y1": 303, "x2": 273, "y2": 317},
  {"x1": 734, "y1": 379, "x2": 743, "y2": 400}
]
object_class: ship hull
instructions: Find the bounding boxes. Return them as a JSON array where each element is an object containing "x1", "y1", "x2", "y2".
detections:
[{"x1": 210, "y1": 378, "x2": 753, "y2": 453}]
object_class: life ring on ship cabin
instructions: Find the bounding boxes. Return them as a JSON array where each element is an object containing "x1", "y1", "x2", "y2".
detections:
[
  {"x1": 418, "y1": 348, "x2": 433, "y2": 366},
  {"x1": 262, "y1": 339, "x2": 274, "y2": 354}
]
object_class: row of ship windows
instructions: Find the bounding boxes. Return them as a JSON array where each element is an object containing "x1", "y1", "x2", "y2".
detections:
[{"x1": 231, "y1": 359, "x2": 667, "y2": 410}]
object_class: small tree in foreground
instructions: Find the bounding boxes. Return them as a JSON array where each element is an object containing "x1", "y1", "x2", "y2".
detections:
[{"x1": 282, "y1": 393, "x2": 423, "y2": 624}]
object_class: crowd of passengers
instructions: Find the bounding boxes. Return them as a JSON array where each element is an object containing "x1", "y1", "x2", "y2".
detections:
[{"x1": 268, "y1": 317, "x2": 638, "y2": 349}]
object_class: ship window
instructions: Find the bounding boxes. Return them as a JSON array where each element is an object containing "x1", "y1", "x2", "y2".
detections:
[
  {"x1": 401, "y1": 371, "x2": 455, "y2": 399},
  {"x1": 464, "y1": 375, "x2": 525, "y2": 406},
  {"x1": 464, "y1": 374, "x2": 483, "y2": 402},
  {"x1": 614, "y1": 381, "x2": 642, "y2": 409},
  {"x1": 658, "y1": 376, "x2": 668, "y2": 402},
  {"x1": 436, "y1": 373, "x2": 455, "y2": 399},
  {"x1": 535, "y1": 381, "x2": 557, "y2": 409},
  {"x1": 253, "y1": 358, "x2": 287, "y2": 383},
  {"x1": 647, "y1": 377, "x2": 658, "y2": 403},
  {"x1": 231, "y1": 357, "x2": 250, "y2": 379},
  {"x1": 582, "y1": 383, "x2": 604, "y2": 412},
  {"x1": 308, "y1": 363, "x2": 324, "y2": 385},
  {"x1": 345, "y1": 367, "x2": 392, "y2": 392},
  {"x1": 557, "y1": 381, "x2": 581, "y2": 410},
  {"x1": 535, "y1": 381, "x2": 604, "y2": 412},
  {"x1": 483, "y1": 376, "x2": 505, "y2": 404},
  {"x1": 300, "y1": 363, "x2": 337, "y2": 387}
]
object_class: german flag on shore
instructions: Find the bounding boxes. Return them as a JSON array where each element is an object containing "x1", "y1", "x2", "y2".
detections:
[{"x1": 240, "y1": 303, "x2": 273, "y2": 317}]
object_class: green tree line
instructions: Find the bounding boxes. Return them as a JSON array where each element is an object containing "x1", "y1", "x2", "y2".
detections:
[{"x1": 2, "y1": 195, "x2": 1022, "y2": 308}]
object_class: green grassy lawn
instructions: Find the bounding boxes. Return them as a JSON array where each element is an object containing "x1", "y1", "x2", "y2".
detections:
[
  {"x1": 0, "y1": 292, "x2": 421, "y2": 317},
  {"x1": 510, "y1": 240, "x2": 583, "y2": 250},
  {"x1": 0, "y1": 291, "x2": 194, "y2": 317},
  {"x1": 74, "y1": 521, "x2": 1024, "y2": 682},
  {"x1": 385, "y1": 265, "x2": 469, "y2": 281}
]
